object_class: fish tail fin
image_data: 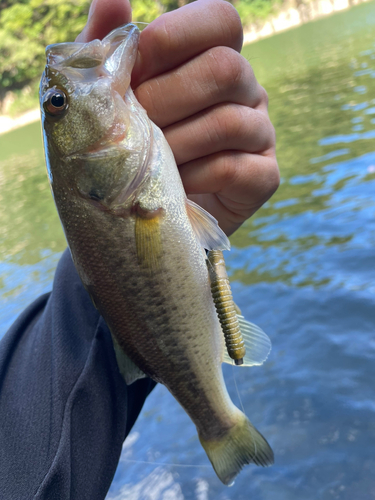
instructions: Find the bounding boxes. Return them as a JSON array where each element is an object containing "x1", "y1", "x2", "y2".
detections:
[{"x1": 199, "y1": 413, "x2": 274, "y2": 485}]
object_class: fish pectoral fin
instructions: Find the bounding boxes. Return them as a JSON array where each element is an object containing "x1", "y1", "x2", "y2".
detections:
[
  {"x1": 199, "y1": 413, "x2": 274, "y2": 485},
  {"x1": 222, "y1": 315, "x2": 272, "y2": 367},
  {"x1": 135, "y1": 210, "x2": 163, "y2": 272},
  {"x1": 186, "y1": 199, "x2": 230, "y2": 251},
  {"x1": 112, "y1": 335, "x2": 147, "y2": 385}
]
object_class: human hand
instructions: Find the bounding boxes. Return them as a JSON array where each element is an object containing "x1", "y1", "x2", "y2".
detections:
[{"x1": 77, "y1": 0, "x2": 279, "y2": 236}]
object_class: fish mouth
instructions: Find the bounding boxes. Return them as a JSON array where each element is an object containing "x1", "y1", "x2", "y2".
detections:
[
  {"x1": 45, "y1": 24, "x2": 140, "y2": 70},
  {"x1": 46, "y1": 40, "x2": 105, "y2": 69},
  {"x1": 43, "y1": 24, "x2": 141, "y2": 160},
  {"x1": 45, "y1": 24, "x2": 140, "y2": 96}
]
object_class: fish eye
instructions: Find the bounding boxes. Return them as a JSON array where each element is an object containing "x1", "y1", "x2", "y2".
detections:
[{"x1": 43, "y1": 88, "x2": 68, "y2": 117}]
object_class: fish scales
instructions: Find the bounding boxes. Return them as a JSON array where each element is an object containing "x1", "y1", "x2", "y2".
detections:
[
  {"x1": 52, "y1": 126, "x2": 233, "y2": 440},
  {"x1": 40, "y1": 23, "x2": 274, "y2": 485}
]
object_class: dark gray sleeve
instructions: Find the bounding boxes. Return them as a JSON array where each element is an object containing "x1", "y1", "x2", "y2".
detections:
[{"x1": 0, "y1": 249, "x2": 155, "y2": 500}]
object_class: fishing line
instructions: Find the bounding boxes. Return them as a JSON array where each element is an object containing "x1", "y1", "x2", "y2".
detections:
[
  {"x1": 132, "y1": 22, "x2": 150, "y2": 29},
  {"x1": 122, "y1": 459, "x2": 211, "y2": 468},
  {"x1": 231, "y1": 363, "x2": 258, "y2": 457},
  {"x1": 231, "y1": 362, "x2": 245, "y2": 414}
]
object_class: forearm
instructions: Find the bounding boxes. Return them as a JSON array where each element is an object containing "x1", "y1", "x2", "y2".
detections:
[{"x1": 0, "y1": 249, "x2": 155, "y2": 499}]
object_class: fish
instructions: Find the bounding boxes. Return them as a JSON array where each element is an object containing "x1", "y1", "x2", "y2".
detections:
[{"x1": 39, "y1": 23, "x2": 274, "y2": 485}]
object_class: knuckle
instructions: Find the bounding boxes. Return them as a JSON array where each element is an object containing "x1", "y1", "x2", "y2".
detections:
[
  {"x1": 148, "y1": 19, "x2": 174, "y2": 61},
  {"x1": 261, "y1": 114, "x2": 276, "y2": 148},
  {"x1": 208, "y1": 47, "x2": 247, "y2": 94},
  {"x1": 258, "y1": 85, "x2": 269, "y2": 108},
  {"x1": 247, "y1": 108, "x2": 263, "y2": 130},
  {"x1": 209, "y1": 105, "x2": 249, "y2": 147},
  {"x1": 205, "y1": 105, "x2": 233, "y2": 146},
  {"x1": 266, "y1": 159, "x2": 280, "y2": 195},
  {"x1": 211, "y1": 104, "x2": 260, "y2": 143},
  {"x1": 245, "y1": 108, "x2": 270, "y2": 147},
  {"x1": 219, "y1": 156, "x2": 239, "y2": 186},
  {"x1": 218, "y1": 105, "x2": 243, "y2": 142},
  {"x1": 252, "y1": 110, "x2": 276, "y2": 150},
  {"x1": 231, "y1": 105, "x2": 252, "y2": 139},
  {"x1": 213, "y1": 0, "x2": 243, "y2": 48}
]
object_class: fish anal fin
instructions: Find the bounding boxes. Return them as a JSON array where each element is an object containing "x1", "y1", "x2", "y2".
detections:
[
  {"x1": 186, "y1": 199, "x2": 230, "y2": 251},
  {"x1": 222, "y1": 315, "x2": 272, "y2": 367},
  {"x1": 134, "y1": 206, "x2": 163, "y2": 273},
  {"x1": 112, "y1": 335, "x2": 147, "y2": 385}
]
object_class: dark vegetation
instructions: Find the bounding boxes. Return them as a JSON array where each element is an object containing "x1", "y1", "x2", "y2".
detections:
[{"x1": 0, "y1": 0, "x2": 278, "y2": 114}]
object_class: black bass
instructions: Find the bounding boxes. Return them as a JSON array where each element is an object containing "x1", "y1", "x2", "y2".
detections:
[{"x1": 40, "y1": 24, "x2": 274, "y2": 485}]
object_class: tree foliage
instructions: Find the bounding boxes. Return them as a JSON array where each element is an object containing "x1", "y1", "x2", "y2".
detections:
[
  {"x1": 234, "y1": 0, "x2": 281, "y2": 25},
  {"x1": 234, "y1": 0, "x2": 278, "y2": 24},
  {"x1": 0, "y1": 0, "x2": 272, "y2": 101},
  {"x1": 0, "y1": 0, "x2": 90, "y2": 93},
  {"x1": 0, "y1": 0, "x2": 200, "y2": 97}
]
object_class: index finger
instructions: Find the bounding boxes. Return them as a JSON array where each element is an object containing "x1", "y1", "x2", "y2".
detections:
[{"x1": 132, "y1": 0, "x2": 243, "y2": 87}]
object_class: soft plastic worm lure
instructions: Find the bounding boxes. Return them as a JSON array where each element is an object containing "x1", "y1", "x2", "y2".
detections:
[{"x1": 207, "y1": 250, "x2": 246, "y2": 365}]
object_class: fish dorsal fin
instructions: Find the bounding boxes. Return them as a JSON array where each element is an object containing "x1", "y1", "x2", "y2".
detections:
[
  {"x1": 112, "y1": 335, "x2": 147, "y2": 385},
  {"x1": 186, "y1": 199, "x2": 230, "y2": 251},
  {"x1": 222, "y1": 315, "x2": 271, "y2": 367}
]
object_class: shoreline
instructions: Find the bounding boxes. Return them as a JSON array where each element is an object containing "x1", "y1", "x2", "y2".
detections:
[
  {"x1": 0, "y1": 108, "x2": 40, "y2": 136},
  {"x1": 0, "y1": 0, "x2": 372, "y2": 137},
  {"x1": 242, "y1": 0, "x2": 371, "y2": 44}
]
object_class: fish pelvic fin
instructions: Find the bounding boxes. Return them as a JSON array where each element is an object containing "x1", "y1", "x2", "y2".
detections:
[
  {"x1": 112, "y1": 335, "x2": 148, "y2": 385},
  {"x1": 199, "y1": 413, "x2": 274, "y2": 485}
]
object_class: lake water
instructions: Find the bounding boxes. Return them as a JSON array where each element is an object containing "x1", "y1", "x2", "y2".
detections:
[{"x1": 1, "y1": 2, "x2": 375, "y2": 498}]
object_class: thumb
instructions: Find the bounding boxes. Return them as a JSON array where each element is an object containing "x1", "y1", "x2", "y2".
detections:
[{"x1": 75, "y1": 0, "x2": 132, "y2": 42}]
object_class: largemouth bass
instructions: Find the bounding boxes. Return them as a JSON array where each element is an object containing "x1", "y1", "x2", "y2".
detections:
[{"x1": 40, "y1": 24, "x2": 274, "y2": 485}]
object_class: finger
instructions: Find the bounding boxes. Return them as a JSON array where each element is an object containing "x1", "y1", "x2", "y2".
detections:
[
  {"x1": 75, "y1": 0, "x2": 132, "y2": 43},
  {"x1": 164, "y1": 104, "x2": 275, "y2": 165},
  {"x1": 181, "y1": 153, "x2": 280, "y2": 233},
  {"x1": 181, "y1": 151, "x2": 279, "y2": 200},
  {"x1": 132, "y1": 0, "x2": 243, "y2": 86},
  {"x1": 256, "y1": 85, "x2": 269, "y2": 114},
  {"x1": 135, "y1": 47, "x2": 262, "y2": 128}
]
